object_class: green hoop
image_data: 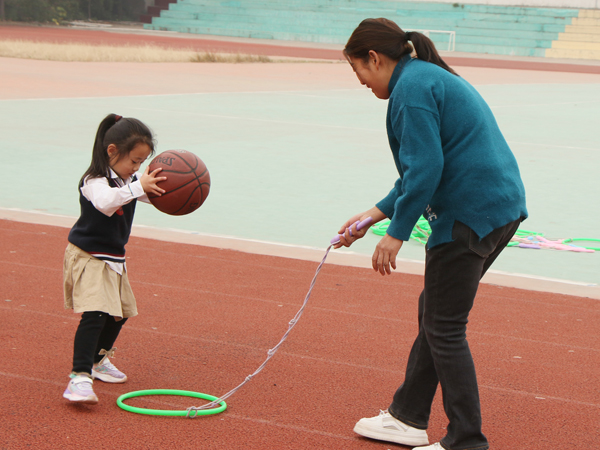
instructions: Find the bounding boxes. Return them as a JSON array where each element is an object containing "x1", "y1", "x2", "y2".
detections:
[
  {"x1": 370, "y1": 219, "x2": 390, "y2": 236},
  {"x1": 561, "y1": 238, "x2": 600, "y2": 251},
  {"x1": 117, "y1": 389, "x2": 227, "y2": 417}
]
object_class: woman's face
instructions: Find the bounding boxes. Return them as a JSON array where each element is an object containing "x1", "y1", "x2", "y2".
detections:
[{"x1": 347, "y1": 53, "x2": 392, "y2": 100}]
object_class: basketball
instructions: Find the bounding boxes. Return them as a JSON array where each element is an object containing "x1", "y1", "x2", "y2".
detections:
[{"x1": 147, "y1": 150, "x2": 211, "y2": 216}]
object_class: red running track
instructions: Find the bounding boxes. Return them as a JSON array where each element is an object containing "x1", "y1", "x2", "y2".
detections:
[
  {"x1": 1, "y1": 219, "x2": 599, "y2": 449},
  {"x1": 0, "y1": 24, "x2": 346, "y2": 61},
  {"x1": 3, "y1": 24, "x2": 600, "y2": 73}
]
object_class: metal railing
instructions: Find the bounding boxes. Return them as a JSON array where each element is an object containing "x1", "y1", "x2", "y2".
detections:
[{"x1": 409, "y1": 29, "x2": 456, "y2": 52}]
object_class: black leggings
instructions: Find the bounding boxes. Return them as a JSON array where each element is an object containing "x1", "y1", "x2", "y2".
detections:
[{"x1": 72, "y1": 311, "x2": 127, "y2": 375}]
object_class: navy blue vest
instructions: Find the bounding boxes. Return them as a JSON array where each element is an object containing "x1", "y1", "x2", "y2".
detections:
[{"x1": 68, "y1": 176, "x2": 137, "y2": 263}]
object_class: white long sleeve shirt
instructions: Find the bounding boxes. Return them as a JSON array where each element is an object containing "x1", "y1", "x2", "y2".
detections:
[{"x1": 79, "y1": 169, "x2": 150, "y2": 274}]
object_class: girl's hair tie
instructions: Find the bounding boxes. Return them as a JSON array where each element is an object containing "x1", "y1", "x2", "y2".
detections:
[{"x1": 115, "y1": 115, "x2": 123, "y2": 122}]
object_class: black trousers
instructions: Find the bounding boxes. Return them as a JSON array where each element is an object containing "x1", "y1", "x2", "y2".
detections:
[
  {"x1": 389, "y1": 219, "x2": 521, "y2": 450},
  {"x1": 72, "y1": 311, "x2": 127, "y2": 375}
]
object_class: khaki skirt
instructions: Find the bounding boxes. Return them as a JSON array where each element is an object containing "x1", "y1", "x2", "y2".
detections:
[{"x1": 63, "y1": 243, "x2": 138, "y2": 319}]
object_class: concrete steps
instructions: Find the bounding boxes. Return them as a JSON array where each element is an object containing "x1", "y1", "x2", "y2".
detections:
[
  {"x1": 140, "y1": 0, "x2": 178, "y2": 25},
  {"x1": 142, "y1": 0, "x2": 598, "y2": 59},
  {"x1": 548, "y1": 9, "x2": 600, "y2": 59}
]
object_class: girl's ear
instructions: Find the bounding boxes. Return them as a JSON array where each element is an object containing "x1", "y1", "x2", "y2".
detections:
[{"x1": 107, "y1": 144, "x2": 118, "y2": 160}]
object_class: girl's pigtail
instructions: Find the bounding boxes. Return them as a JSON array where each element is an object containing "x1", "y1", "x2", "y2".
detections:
[
  {"x1": 81, "y1": 114, "x2": 121, "y2": 184},
  {"x1": 407, "y1": 31, "x2": 458, "y2": 76}
]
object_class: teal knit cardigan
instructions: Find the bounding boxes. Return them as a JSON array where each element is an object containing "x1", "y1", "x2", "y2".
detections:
[{"x1": 376, "y1": 55, "x2": 527, "y2": 248}]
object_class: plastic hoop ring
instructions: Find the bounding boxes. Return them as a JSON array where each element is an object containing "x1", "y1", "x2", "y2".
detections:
[
  {"x1": 117, "y1": 389, "x2": 227, "y2": 416},
  {"x1": 561, "y1": 238, "x2": 600, "y2": 251},
  {"x1": 370, "y1": 221, "x2": 389, "y2": 236}
]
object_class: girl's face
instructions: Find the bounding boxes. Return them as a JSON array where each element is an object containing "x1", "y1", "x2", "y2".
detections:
[
  {"x1": 108, "y1": 143, "x2": 152, "y2": 180},
  {"x1": 347, "y1": 52, "x2": 395, "y2": 100}
]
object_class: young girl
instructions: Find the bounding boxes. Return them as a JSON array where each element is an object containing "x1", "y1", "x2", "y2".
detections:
[
  {"x1": 63, "y1": 113, "x2": 166, "y2": 404},
  {"x1": 336, "y1": 19, "x2": 527, "y2": 450}
]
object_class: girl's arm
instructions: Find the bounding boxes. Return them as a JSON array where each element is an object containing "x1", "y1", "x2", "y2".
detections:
[
  {"x1": 81, "y1": 171, "x2": 156, "y2": 217},
  {"x1": 81, "y1": 176, "x2": 141, "y2": 216},
  {"x1": 82, "y1": 168, "x2": 167, "y2": 214}
]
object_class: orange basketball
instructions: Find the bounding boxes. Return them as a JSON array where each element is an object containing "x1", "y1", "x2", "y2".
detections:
[{"x1": 147, "y1": 150, "x2": 210, "y2": 216}]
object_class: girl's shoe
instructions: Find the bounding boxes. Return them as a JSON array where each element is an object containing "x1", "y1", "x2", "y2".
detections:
[
  {"x1": 63, "y1": 375, "x2": 98, "y2": 404},
  {"x1": 92, "y1": 356, "x2": 127, "y2": 383},
  {"x1": 414, "y1": 444, "x2": 445, "y2": 449}
]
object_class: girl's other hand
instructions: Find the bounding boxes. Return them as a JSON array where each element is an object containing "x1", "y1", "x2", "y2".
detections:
[{"x1": 140, "y1": 166, "x2": 167, "y2": 196}]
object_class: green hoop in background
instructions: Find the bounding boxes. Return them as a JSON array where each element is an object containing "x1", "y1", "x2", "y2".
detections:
[{"x1": 561, "y1": 238, "x2": 600, "y2": 251}]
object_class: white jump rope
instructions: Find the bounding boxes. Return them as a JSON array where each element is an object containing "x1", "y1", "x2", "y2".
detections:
[{"x1": 186, "y1": 217, "x2": 373, "y2": 417}]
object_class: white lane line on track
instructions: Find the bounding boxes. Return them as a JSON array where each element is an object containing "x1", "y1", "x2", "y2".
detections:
[
  {"x1": 1, "y1": 369, "x2": 598, "y2": 410},
  {"x1": 0, "y1": 88, "x2": 363, "y2": 102}
]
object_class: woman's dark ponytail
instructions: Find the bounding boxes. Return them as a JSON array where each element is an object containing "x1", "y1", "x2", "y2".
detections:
[
  {"x1": 344, "y1": 18, "x2": 458, "y2": 76},
  {"x1": 81, "y1": 113, "x2": 155, "y2": 184},
  {"x1": 407, "y1": 30, "x2": 458, "y2": 76}
]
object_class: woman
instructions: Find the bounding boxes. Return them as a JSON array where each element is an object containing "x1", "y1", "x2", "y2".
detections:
[{"x1": 335, "y1": 18, "x2": 527, "y2": 450}]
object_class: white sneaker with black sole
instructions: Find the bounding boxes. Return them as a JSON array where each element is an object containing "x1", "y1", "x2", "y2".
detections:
[{"x1": 353, "y1": 410, "x2": 429, "y2": 446}]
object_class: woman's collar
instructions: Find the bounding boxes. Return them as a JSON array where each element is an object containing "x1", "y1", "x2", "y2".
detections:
[{"x1": 388, "y1": 54, "x2": 413, "y2": 94}]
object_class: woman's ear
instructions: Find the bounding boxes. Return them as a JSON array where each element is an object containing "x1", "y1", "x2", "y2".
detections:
[{"x1": 368, "y1": 50, "x2": 381, "y2": 70}]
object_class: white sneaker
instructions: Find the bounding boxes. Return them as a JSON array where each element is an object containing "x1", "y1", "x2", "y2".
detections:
[
  {"x1": 414, "y1": 443, "x2": 444, "y2": 449},
  {"x1": 63, "y1": 375, "x2": 98, "y2": 404},
  {"x1": 353, "y1": 410, "x2": 429, "y2": 446},
  {"x1": 92, "y1": 356, "x2": 127, "y2": 383},
  {"x1": 92, "y1": 348, "x2": 127, "y2": 383}
]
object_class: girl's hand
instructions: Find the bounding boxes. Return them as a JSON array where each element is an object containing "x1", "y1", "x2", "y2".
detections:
[
  {"x1": 333, "y1": 207, "x2": 387, "y2": 249},
  {"x1": 372, "y1": 234, "x2": 403, "y2": 276},
  {"x1": 140, "y1": 166, "x2": 167, "y2": 196}
]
